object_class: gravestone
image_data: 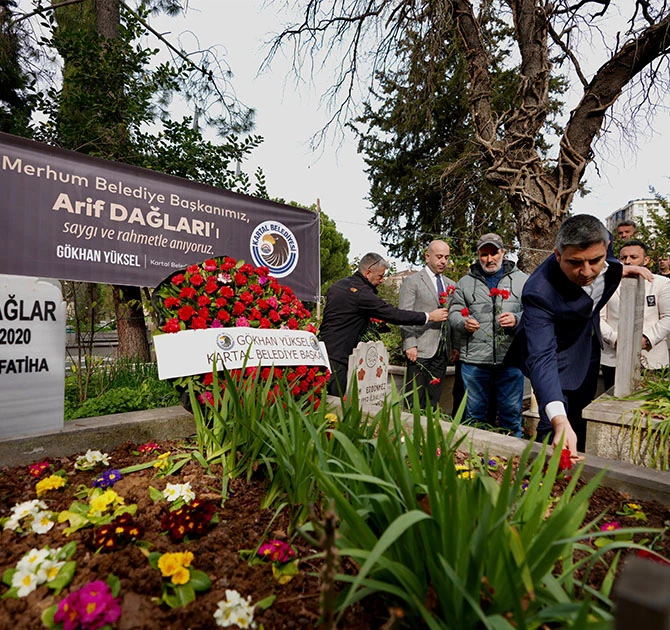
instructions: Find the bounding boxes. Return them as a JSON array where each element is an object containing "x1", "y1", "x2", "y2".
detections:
[
  {"x1": 348, "y1": 340, "x2": 389, "y2": 406},
  {"x1": 0, "y1": 275, "x2": 66, "y2": 439}
]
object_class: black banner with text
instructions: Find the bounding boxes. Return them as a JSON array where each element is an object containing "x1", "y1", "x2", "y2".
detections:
[{"x1": 0, "y1": 133, "x2": 320, "y2": 301}]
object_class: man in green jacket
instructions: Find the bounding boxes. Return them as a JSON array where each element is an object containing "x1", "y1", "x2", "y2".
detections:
[{"x1": 448, "y1": 234, "x2": 528, "y2": 437}]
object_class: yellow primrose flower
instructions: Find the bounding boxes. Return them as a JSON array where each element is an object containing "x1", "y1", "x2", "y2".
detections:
[
  {"x1": 153, "y1": 451, "x2": 172, "y2": 470},
  {"x1": 158, "y1": 551, "x2": 194, "y2": 577},
  {"x1": 35, "y1": 475, "x2": 66, "y2": 497},
  {"x1": 455, "y1": 465, "x2": 476, "y2": 479},
  {"x1": 171, "y1": 566, "x2": 190, "y2": 585},
  {"x1": 88, "y1": 489, "x2": 123, "y2": 515},
  {"x1": 325, "y1": 413, "x2": 338, "y2": 426},
  {"x1": 626, "y1": 503, "x2": 641, "y2": 510}
]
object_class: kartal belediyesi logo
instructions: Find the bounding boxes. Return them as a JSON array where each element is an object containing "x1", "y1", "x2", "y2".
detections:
[{"x1": 249, "y1": 221, "x2": 299, "y2": 278}]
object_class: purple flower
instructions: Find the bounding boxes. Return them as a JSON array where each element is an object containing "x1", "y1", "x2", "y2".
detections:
[
  {"x1": 211, "y1": 319, "x2": 223, "y2": 328},
  {"x1": 93, "y1": 469, "x2": 122, "y2": 489}
]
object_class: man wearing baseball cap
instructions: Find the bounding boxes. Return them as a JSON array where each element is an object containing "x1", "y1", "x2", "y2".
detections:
[{"x1": 448, "y1": 233, "x2": 528, "y2": 436}]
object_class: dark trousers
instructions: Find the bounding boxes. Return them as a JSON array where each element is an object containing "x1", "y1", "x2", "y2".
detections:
[
  {"x1": 536, "y1": 345, "x2": 600, "y2": 452},
  {"x1": 405, "y1": 351, "x2": 448, "y2": 409},
  {"x1": 327, "y1": 359, "x2": 349, "y2": 397}
]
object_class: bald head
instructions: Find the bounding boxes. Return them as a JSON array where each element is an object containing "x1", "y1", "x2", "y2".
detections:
[{"x1": 425, "y1": 240, "x2": 450, "y2": 275}]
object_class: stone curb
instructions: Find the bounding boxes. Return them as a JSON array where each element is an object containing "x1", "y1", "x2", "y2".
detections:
[{"x1": 0, "y1": 406, "x2": 196, "y2": 468}]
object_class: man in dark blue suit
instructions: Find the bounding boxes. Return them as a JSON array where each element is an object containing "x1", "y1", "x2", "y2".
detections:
[{"x1": 508, "y1": 215, "x2": 651, "y2": 455}]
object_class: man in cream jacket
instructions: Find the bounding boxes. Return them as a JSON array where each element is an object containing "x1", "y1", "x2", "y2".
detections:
[{"x1": 600, "y1": 239, "x2": 670, "y2": 389}]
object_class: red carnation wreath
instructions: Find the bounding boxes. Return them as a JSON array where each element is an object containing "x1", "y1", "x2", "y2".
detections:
[{"x1": 152, "y1": 256, "x2": 329, "y2": 410}]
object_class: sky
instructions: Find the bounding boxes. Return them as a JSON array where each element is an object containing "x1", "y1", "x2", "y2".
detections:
[{"x1": 158, "y1": 1, "x2": 670, "y2": 268}]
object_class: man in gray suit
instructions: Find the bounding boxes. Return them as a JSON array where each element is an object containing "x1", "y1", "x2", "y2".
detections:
[{"x1": 399, "y1": 240, "x2": 456, "y2": 408}]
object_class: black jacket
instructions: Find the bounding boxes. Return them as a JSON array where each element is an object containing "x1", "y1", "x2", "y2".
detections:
[{"x1": 319, "y1": 271, "x2": 427, "y2": 364}]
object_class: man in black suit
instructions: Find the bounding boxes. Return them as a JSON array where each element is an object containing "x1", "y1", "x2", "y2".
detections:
[
  {"x1": 508, "y1": 215, "x2": 651, "y2": 454},
  {"x1": 320, "y1": 252, "x2": 448, "y2": 396}
]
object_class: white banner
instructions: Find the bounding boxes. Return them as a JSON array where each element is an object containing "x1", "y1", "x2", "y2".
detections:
[{"x1": 154, "y1": 327, "x2": 329, "y2": 379}]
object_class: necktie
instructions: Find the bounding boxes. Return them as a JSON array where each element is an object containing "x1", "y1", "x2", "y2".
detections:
[{"x1": 436, "y1": 274, "x2": 444, "y2": 295}]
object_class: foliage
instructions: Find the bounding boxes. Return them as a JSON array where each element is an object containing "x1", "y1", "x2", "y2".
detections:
[
  {"x1": 627, "y1": 368, "x2": 670, "y2": 470},
  {"x1": 266, "y1": 1, "x2": 670, "y2": 269},
  {"x1": 352, "y1": 19, "x2": 526, "y2": 263},
  {"x1": 637, "y1": 191, "x2": 670, "y2": 270},
  {"x1": 0, "y1": 0, "x2": 34, "y2": 135},
  {"x1": 299, "y1": 393, "x2": 659, "y2": 628},
  {"x1": 64, "y1": 358, "x2": 179, "y2": 420},
  {"x1": 276, "y1": 200, "x2": 351, "y2": 295}
]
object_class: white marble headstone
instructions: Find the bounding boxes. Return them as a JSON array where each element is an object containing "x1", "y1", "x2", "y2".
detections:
[
  {"x1": 347, "y1": 340, "x2": 389, "y2": 406},
  {"x1": 0, "y1": 275, "x2": 66, "y2": 439}
]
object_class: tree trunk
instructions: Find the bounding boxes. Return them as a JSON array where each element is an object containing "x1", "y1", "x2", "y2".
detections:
[{"x1": 112, "y1": 285, "x2": 150, "y2": 360}]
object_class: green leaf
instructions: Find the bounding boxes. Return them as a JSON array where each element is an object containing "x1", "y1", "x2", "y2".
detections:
[
  {"x1": 188, "y1": 569, "x2": 211, "y2": 592},
  {"x1": 41, "y1": 603, "x2": 58, "y2": 628},
  {"x1": 255, "y1": 594, "x2": 276, "y2": 610},
  {"x1": 149, "y1": 486, "x2": 164, "y2": 502},
  {"x1": 106, "y1": 573, "x2": 121, "y2": 598},
  {"x1": 48, "y1": 561, "x2": 76, "y2": 595}
]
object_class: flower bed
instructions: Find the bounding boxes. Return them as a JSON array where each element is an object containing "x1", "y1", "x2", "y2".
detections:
[
  {"x1": 1, "y1": 431, "x2": 668, "y2": 629},
  {"x1": 0, "y1": 441, "x2": 379, "y2": 629}
]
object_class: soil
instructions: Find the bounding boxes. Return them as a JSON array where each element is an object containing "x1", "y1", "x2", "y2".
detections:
[{"x1": 0, "y1": 440, "x2": 668, "y2": 630}]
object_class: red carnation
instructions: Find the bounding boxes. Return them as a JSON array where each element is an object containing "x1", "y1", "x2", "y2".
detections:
[
  {"x1": 257, "y1": 299, "x2": 269, "y2": 312},
  {"x1": 178, "y1": 305, "x2": 196, "y2": 321},
  {"x1": 461, "y1": 308, "x2": 470, "y2": 317},
  {"x1": 197, "y1": 295, "x2": 211, "y2": 307},
  {"x1": 215, "y1": 298, "x2": 228, "y2": 308},
  {"x1": 558, "y1": 448, "x2": 573, "y2": 471},
  {"x1": 249, "y1": 283, "x2": 263, "y2": 295},
  {"x1": 191, "y1": 317, "x2": 208, "y2": 330},
  {"x1": 197, "y1": 307, "x2": 210, "y2": 320},
  {"x1": 288, "y1": 317, "x2": 299, "y2": 329},
  {"x1": 295, "y1": 365, "x2": 308, "y2": 377},
  {"x1": 269, "y1": 310, "x2": 281, "y2": 323},
  {"x1": 179, "y1": 286, "x2": 197, "y2": 299},
  {"x1": 203, "y1": 373, "x2": 214, "y2": 386},
  {"x1": 205, "y1": 280, "x2": 219, "y2": 294},
  {"x1": 249, "y1": 308, "x2": 262, "y2": 320},
  {"x1": 239, "y1": 263, "x2": 254, "y2": 274},
  {"x1": 240, "y1": 291, "x2": 254, "y2": 304},
  {"x1": 218, "y1": 311, "x2": 231, "y2": 323},
  {"x1": 500, "y1": 289, "x2": 510, "y2": 299},
  {"x1": 220, "y1": 286, "x2": 234, "y2": 298},
  {"x1": 171, "y1": 274, "x2": 185, "y2": 286},
  {"x1": 232, "y1": 302, "x2": 246, "y2": 316},
  {"x1": 234, "y1": 272, "x2": 248, "y2": 286},
  {"x1": 187, "y1": 265, "x2": 199, "y2": 274},
  {"x1": 204, "y1": 259, "x2": 218, "y2": 271},
  {"x1": 306, "y1": 323, "x2": 317, "y2": 334},
  {"x1": 164, "y1": 296, "x2": 180, "y2": 309},
  {"x1": 162, "y1": 318, "x2": 180, "y2": 333},
  {"x1": 190, "y1": 273, "x2": 204, "y2": 287},
  {"x1": 259, "y1": 318, "x2": 271, "y2": 328}
]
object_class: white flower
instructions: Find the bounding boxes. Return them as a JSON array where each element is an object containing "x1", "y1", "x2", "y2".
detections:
[
  {"x1": 35, "y1": 559, "x2": 64, "y2": 584},
  {"x1": 75, "y1": 449, "x2": 110, "y2": 470},
  {"x1": 164, "y1": 482, "x2": 195, "y2": 503},
  {"x1": 12, "y1": 568, "x2": 40, "y2": 597},
  {"x1": 3, "y1": 516, "x2": 20, "y2": 531},
  {"x1": 16, "y1": 548, "x2": 50, "y2": 573},
  {"x1": 10, "y1": 499, "x2": 45, "y2": 519},
  {"x1": 214, "y1": 590, "x2": 256, "y2": 628},
  {"x1": 30, "y1": 511, "x2": 55, "y2": 534}
]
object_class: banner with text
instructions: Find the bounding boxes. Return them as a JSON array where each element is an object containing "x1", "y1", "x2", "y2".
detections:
[
  {"x1": 0, "y1": 133, "x2": 320, "y2": 301},
  {"x1": 154, "y1": 328, "x2": 329, "y2": 380}
]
